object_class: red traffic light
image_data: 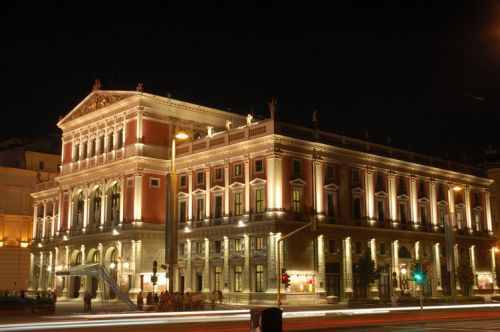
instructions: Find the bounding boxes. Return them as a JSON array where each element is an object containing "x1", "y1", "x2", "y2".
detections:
[{"x1": 281, "y1": 274, "x2": 288, "y2": 283}]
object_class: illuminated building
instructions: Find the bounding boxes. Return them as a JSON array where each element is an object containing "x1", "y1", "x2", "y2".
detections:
[{"x1": 30, "y1": 88, "x2": 496, "y2": 303}]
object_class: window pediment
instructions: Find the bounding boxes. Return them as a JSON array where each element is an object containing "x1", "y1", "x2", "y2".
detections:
[
  {"x1": 437, "y1": 200, "x2": 448, "y2": 206},
  {"x1": 229, "y1": 182, "x2": 245, "y2": 190},
  {"x1": 250, "y1": 178, "x2": 267, "y2": 186},
  {"x1": 455, "y1": 203, "x2": 465, "y2": 209},
  {"x1": 375, "y1": 191, "x2": 387, "y2": 198},
  {"x1": 474, "y1": 206, "x2": 483, "y2": 212},
  {"x1": 178, "y1": 192, "x2": 189, "y2": 199},
  {"x1": 418, "y1": 197, "x2": 430, "y2": 204},
  {"x1": 397, "y1": 194, "x2": 409, "y2": 201},
  {"x1": 351, "y1": 187, "x2": 364, "y2": 194},
  {"x1": 324, "y1": 183, "x2": 339, "y2": 191},
  {"x1": 192, "y1": 188, "x2": 206, "y2": 196},
  {"x1": 210, "y1": 185, "x2": 225, "y2": 193},
  {"x1": 290, "y1": 178, "x2": 306, "y2": 187}
]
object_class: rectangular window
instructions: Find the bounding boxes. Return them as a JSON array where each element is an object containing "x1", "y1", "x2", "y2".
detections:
[
  {"x1": 292, "y1": 160, "x2": 301, "y2": 174},
  {"x1": 90, "y1": 139, "x2": 96, "y2": 157},
  {"x1": 254, "y1": 160, "x2": 263, "y2": 173},
  {"x1": 38, "y1": 161, "x2": 45, "y2": 171},
  {"x1": 380, "y1": 243, "x2": 386, "y2": 256},
  {"x1": 420, "y1": 206, "x2": 427, "y2": 225},
  {"x1": 73, "y1": 144, "x2": 79, "y2": 162},
  {"x1": 377, "y1": 200, "x2": 385, "y2": 221},
  {"x1": 179, "y1": 201, "x2": 187, "y2": 223},
  {"x1": 197, "y1": 172, "x2": 204, "y2": 185},
  {"x1": 255, "y1": 189, "x2": 264, "y2": 213},
  {"x1": 353, "y1": 197, "x2": 361, "y2": 220},
  {"x1": 419, "y1": 181, "x2": 426, "y2": 197},
  {"x1": 99, "y1": 136, "x2": 104, "y2": 154},
  {"x1": 179, "y1": 243, "x2": 185, "y2": 256},
  {"x1": 215, "y1": 196, "x2": 223, "y2": 218},
  {"x1": 149, "y1": 177, "x2": 160, "y2": 188},
  {"x1": 234, "y1": 192, "x2": 243, "y2": 216},
  {"x1": 292, "y1": 189, "x2": 302, "y2": 213},
  {"x1": 117, "y1": 130, "x2": 123, "y2": 149},
  {"x1": 196, "y1": 242, "x2": 203, "y2": 255},
  {"x1": 355, "y1": 241, "x2": 362, "y2": 254},
  {"x1": 328, "y1": 239, "x2": 336, "y2": 253},
  {"x1": 235, "y1": 238, "x2": 242, "y2": 252},
  {"x1": 180, "y1": 175, "x2": 187, "y2": 188},
  {"x1": 398, "y1": 177, "x2": 406, "y2": 194},
  {"x1": 196, "y1": 199, "x2": 204, "y2": 221},
  {"x1": 255, "y1": 237, "x2": 263, "y2": 251},
  {"x1": 215, "y1": 266, "x2": 222, "y2": 291},
  {"x1": 327, "y1": 165, "x2": 334, "y2": 179},
  {"x1": 474, "y1": 212, "x2": 481, "y2": 231},
  {"x1": 214, "y1": 168, "x2": 222, "y2": 181},
  {"x1": 256, "y1": 265, "x2": 264, "y2": 292},
  {"x1": 82, "y1": 142, "x2": 87, "y2": 159},
  {"x1": 456, "y1": 210, "x2": 463, "y2": 229},
  {"x1": 352, "y1": 170, "x2": 360, "y2": 184},
  {"x1": 400, "y1": 203, "x2": 407, "y2": 224},
  {"x1": 376, "y1": 174, "x2": 384, "y2": 190},
  {"x1": 439, "y1": 208, "x2": 445, "y2": 227},
  {"x1": 327, "y1": 192, "x2": 335, "y2": 217},
  {"x1": 234, "y1": 164, "x2": 242, "y2": 177},
  {"x1": 108, "y1": 133, "x2": 114, "y2": 152},
  {"x1": 215, "y1": 241, "x2": 221, "y2": 254},
  {"x1": 234, "y1": 266, "x2": 242, "y2": 292}
]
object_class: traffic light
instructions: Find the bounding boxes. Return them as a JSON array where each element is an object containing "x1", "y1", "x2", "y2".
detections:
[
  {"x1": 411, "y1": 261, "x2": 427, "y2": 284},
  {"x1": 281, "y1": 268, "x2": 290, "y2": 288},
  {"x1": 151, "y1": 260, "x2": 158, "y2": 284}
]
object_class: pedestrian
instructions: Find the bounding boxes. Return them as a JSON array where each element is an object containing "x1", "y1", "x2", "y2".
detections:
[
  {"x1": 83, "y1": 290, "x2": 90, "y2": 312},
  {"x1": 137, "y1": 291, "x2": 144, "y2": 310},
  {"x1": 210, "y1": 291, "x2": 216, "y2": 310}
]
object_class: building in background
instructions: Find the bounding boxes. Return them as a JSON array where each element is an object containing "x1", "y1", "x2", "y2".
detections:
[
  {"x1": 0, "y1": 136, "x2": 59, "y2": 290},
  {"x1": 29, "y1": 88, "x2": 496, "y2": 304}
]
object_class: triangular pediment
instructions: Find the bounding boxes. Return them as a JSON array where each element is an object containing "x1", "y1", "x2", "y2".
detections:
[
  {"x1": 192, "y1": 188, "x2": 206, "y2": 196},
  {"x1": 375, "y1": 191, "x2": 388, "y2": 198},
  {"x1": 474, "y1": 205, "x2": 483, "y2": 211},
  {"x1": 324, "y1": 183, "x2": 340, "y2": 191},
  {"x1": 397, "y1": 194, "x2": 409, "y2": 200},
  {"x1": 352, "y1": 186, "x2": 364, "y2": 194},
  {"x1": 178, "y1": 192, "x2": 189, "y2": 199},
  {"x1": 210, "y1": 185, "x2": 225, "y2": 193},
  {"x1": 455, "y1": 203, "x2": 465, "y2": 209},
  {"x1": 230, "y1": 182, "x2": 245, "y2": 189},
  {"x1": 250, "y1": 178, "x2": 267, "y2": 186},
  {"x1": 418, "y1": 197, "x2": 430, "y2": 204},
  {"x1": 290, "y1": 178, "x2": 306, "y2": 187},
  {"x1": 437, "y1": 200, "x2": 448, "y2": 206},
  {"x1": 58, "y1": 90, "x2": 137, "y2": 127}
]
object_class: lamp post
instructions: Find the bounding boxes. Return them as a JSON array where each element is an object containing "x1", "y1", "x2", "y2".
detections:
[
  {"x1": 446, "y1": 185, "x2": 462, "y2": 298},
  {"x1": 165, "y1": 131, "x2": 189, "y2": 294}
]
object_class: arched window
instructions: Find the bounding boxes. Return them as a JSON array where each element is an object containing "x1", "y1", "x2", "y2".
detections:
[
  {"x1": 117, "y1": 129, "x2": 123, "y2": 149},
  {"x1": 76, "y1": 192, "x2": 84, "y2": 226},
  {"x1": 107, "y1": 132, "x2": 114, "y2": 152},
  {"x1": 92, "y1": 250, "x2": 100, "y2": 263},
  {"x1": 75, "y1": 252, "x2": 82, "y2": 266},
  {"x1": 111, "y1": 183, "x2": 120, "y2": 222},
  {"x1": 93, "y1": 188, "x2": 102, "y2": 224},
  {"x1": 398, "y1": 246, "x2": 412, "y2": 259}
]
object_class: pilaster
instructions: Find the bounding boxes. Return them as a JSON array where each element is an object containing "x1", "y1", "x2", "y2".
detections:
[
  {"x1": 317, "y1": 235, "x2": 326, "y2": 294},
  {"x1": 342, "y1": 237, "x2": 353, "y2": 299},
  {"x1": 314, "y1": 160, "x2": 324, "y2": 215},
  {"x1": 134, "y1": 175, "x2": 143, "y2": 221},
  {"x1": 223, "y1": 236, "x2": 229, "y2": 293},
  {"x1": 369, "y1": 238, "x2": 379, "y2": 298},
  {"x1": 266, "y1": 234, "x2": 276, "y2": 293},
  {"x1": 244, "y1": 157, "x2": 250, "y2": 214},
  {"x1": 243, "y1": 235, "x2": 250, "y2": 292},
  {"x1": 430, "y1": 180, "x2": 437, "y2": 225},
  {"x1": 185, "y1": 239, "x2": 192, "y2": 293},
  {"x1": 391, "y1": 240, "x2": 401, "y2": 295},
  {"x1": 433, "y1": 243, "x2": 442, "y2": 296},
  {"x1": 203, "y1": 238, "x2": 210, "y2": 292}
]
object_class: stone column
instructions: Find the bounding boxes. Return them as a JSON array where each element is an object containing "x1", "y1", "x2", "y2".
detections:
[
  {"x1": 314, "y1": 160, "x2": 324, "y2": 215},
  {"x1": 485, "y1": 191, "x2": 493, "y2": 234},
  {"x1": 490, "y1": 248, "x2": 499, "y2": 293},
  {"x1": 465, "y1": 186, "x2": 472, "y2": 232},
  {"x1": 37, "y1": 252, "x2": 44, "y2": 291},
  {"x1": 203, "y1": 238, "x2": 210, "y2": 292},
  {"x1": 430, "y1": 180, "x2": 437, "y2": 226},
  {"x1": 68, "y1": 189, "x2": 74, "y2": 233},
  {"x1": 117, "y1": 241, "x2": 123, "y2": 292},
  {"x1": 188, "y1": 169, "x2": 194, "y2": 221},
  {"x1": 57, "y1": 192, "x2": 63, "y2": 236},
  {"x1": 54, "y1": 248, "x2": 59, "y2": 292},
  {"x1": 266, "y1": 233, "x2": 276, "y2": 293},
  {"x1": 244, "y1": 157, "x2": 251, "y2": 214},
  {"x1": 205, "y1": 167, "x2": 211, "y2": 220},
  {"x1": 243, "y1": 235, "x2": 250, "y2": 292},
  {"x1": 100, "y1": 186, "x2": 106, "y2": 229},
  {"x1": 119, "y1": 178, "x2": 125, "y2": 227},
  {"x1": 364, "y1": 169, "x2": 374, "y2": 221},
  {"x1": 28, "y1": 253, "x2": 35, "y2": 292},
  {"x1": 185, "y1": 239, "x2": 192, "y2": 293},
  {"x1": 448, "y1": 183, "x2": 456, "y2": 226},
  {"x1": 433, "y1": 243, "x2": 442, "y2": 296},
  {"x1": 342, "y1": 237, "x2": 353, "y2": 299},
  {"x1": 51, "y1": 199, "x2": 56, "y2": 238},
  {"x1": 42, "y1": 202, "x2": 47, "y2": 238},
  {"x1": 223, "y1": 236, "x2": 230, "y2": 293},
  {"x1": 96, "y1": 243, "x2": 104, "y2": 301},
  {"x1": 266, "y1": 154, "x2": 282, "y2": 211},
  {"x1": 83, "y1": 192, "x2": 89, "y2": 233},
  {"x1": 134, "y1": 175, "x2": 142, "y2": 222},
  {"x1": 224, "y1": 163, "x2": 230, "y2": 217},
  {"x1": 391, "y1": 240, "x2": 401, "y2": 295},
  {"x1": 62, "y1": 246, "x2": 70, "y2": 298},
  {"x1": 388, "y1": 172, "x2": 397, "y2": 222},
  {"x1": 317, "y1": 235, "x2": 326, "y2": 295},
  {"x1": 470, "y1": 245, "x2": 478, "y2": 292},
  {"x1": 453, "y1": 244, "x2": 461, "y2": 293},
  {"x1": 414, "y1": 241, "x2": 420, "y2": 295},
  {"x1": 369, "y1": 238, "x2": 379, "y2": 298},
  {"x1": 79, "y1": 245, "x2": 86, "y2": 298},
  {"x1": 409, "y1": 176, "x2": 418, "y2": 224}
]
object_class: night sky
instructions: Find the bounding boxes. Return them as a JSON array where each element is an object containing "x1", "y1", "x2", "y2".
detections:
[{"x1": 1, "y1": 2, "x2": 499, "y2": 164}]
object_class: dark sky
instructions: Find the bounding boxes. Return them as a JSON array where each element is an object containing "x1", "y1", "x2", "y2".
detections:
[{"x1": 1, "y1": 2, "x2": 499, "y2": 164}]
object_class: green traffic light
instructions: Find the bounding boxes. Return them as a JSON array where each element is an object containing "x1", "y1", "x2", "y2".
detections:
[{"x1": 414, "y1": 274, "x2": 422, "y2": 281}]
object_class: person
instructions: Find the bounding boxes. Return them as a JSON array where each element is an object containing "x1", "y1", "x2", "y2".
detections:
[
  {"x1": 83, "y1": 290, "x2": 91, "y2": 312},
  {"x1": 146, "y1": 292, "x2": 153, "y2": 305},
  {"x1": 217, "y1": 290, "x2": 223, "y2": 304},
  {"x1": 137, "y1": 291, "x2": 144, "y2": 310},
  {"x1": 210, "y1": 291, "x2": 216, "y2": 310}
]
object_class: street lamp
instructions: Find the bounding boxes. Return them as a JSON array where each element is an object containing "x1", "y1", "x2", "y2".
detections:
[
  {"x1": 446, "y1": 185, "x2": 462, "y2": 298},
  {"x1": 164, "y1": 130, "x2": 189, "y2": 294}
]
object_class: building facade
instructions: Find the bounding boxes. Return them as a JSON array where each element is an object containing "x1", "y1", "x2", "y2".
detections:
[
  {"x1": 0, "y1": 137, "x2": 59, "y2": 290},
  {"x1": 30, "y1": 89, "x2": 497, "y2": 303}
]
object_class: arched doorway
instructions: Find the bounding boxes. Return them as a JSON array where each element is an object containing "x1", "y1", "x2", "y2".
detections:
[
  {"x1": 109, "y1": 183, "x2": 120, "y2": 225},
  {"x1": 88, "y1": 250, "x2": 100, "y2": 298},
  {"x1": 398, "y1": 246, "x2": 413, "y2": 295},
  {"x1": 91, "y1": 188, "x2": 102, "y2": 226},
  {"x1": 71, "y1": 252, "x2": 82, "y2": 298},
  {"x1": 75, "y1": 191, "x2": 84, "y2": 228},
  {"x1": 105, "y1": 247, "x2": 118, "y2": 299}
]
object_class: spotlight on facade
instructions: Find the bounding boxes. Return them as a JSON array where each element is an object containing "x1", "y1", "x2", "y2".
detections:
[
  {"x1": 238, "y1": 220, "x2": 245, "y2": 227},
  {"x1": 0, "y1": 241, "x2": 3, "y2": 247},
  {"x1": 47, "y1": 266, "x2": 52, "y2": 272},
  {"x1": 56, "y1": 265, "x2": 63, "y2": 271},
  {"x1": 123, "y1": 262, "x2": 130, "y2": 269},
  {"x1": 37, "y1": 243, "x2": 43, "y2": 248},
  {"x1": 495, "y1": 247, "x2": 499, "y2": 253},
  {"x1": 112, "y1": 229, "x2": 120, "y2": 236},
  {"x1": 401, "y1": 267, "x2": 407, "y2": 275},
  {"x1": 452, "y1": 185, "x2": 463, "y2": 191},
  {"x1": 109, "y1": 262, "x2": 116, "y2": 269},
  {"x1": 175, "y1": 131, "x2": 189, "y2": 140},
  {"x1": 184, "y1": 226, "x2": 191, "y2": 233},
  {"x1": 20, "y1": 242, "x2": 29, "y2": 248},
  {"x1": 62, "y1": 235, "x2": 68, "y2": 241}
]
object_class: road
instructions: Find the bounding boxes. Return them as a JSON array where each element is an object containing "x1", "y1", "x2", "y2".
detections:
[{"x1": 1, "y1": 304, "x2": 500, "y2": 331}]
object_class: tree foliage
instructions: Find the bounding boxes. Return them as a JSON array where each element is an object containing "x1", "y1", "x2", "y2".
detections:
[
  {"x1": 457, "y1": 259, "x2": 474, "y2": 296},
  {"x1": 354, "y1": 249, "x2": 380, "y2": 298}
]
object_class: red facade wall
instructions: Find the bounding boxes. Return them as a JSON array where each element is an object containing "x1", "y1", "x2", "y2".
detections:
[
  {"x1": 61, "y1": 195, "x2": 69, "y2": 231},
  {"x1": 250, "y1": 157, "x2": 266, "y2": 180},
  {"x1": 126, "y1": 120, "x2": 137, "y2": 145},
  {"x1": 143, "y1": 119, "x2": 169, "y2": 146},
  {"x1": 141, "y1": 175, "x2": 166, "y2": 224},
  {"x1": 63, "y1": 143, "x2": 72, "y2": 164},
  {"x1": 282, "y1": 157, "x2": 292, "y2": 211},
  {"x1": 303, "y1": 159, "x2": 313, "y2": 214},
  {"x1": 124, "y1": 179, "x2": 134, "y2": 222}
]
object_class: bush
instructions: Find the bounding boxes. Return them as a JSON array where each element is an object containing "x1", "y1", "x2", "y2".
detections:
[
  {"x1": 0, "y1": 296, "x2": 55, "y2": 307},
  {"x1": 397, "y1": 296, "x2": 484, "y2": 306},
  {"x1": 348, "y1": 298, "x2": 382, "y2": 308}
]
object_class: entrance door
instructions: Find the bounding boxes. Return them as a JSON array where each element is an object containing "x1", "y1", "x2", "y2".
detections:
[
  {"x1": 91, "y1": 277, "x2": 98, "y2": 298},
  {"x1": 325, "y1": 263, "x2": 340, "y2": 297},
  {"x1": 379, "y1": 264, "x2": 390, "y2": 299},
  {"x1": 180, "y1": 276, "x2": 185, "y2": 294},
  {"x1": 73, "y1": 276, "x2": 81, "y2": 298},
  {"x1": 441, "y1": 266, "x2": 451, "y2": 296},
  {"x1": 197, "y1": 274, "x2": 203, "y2": 292}
]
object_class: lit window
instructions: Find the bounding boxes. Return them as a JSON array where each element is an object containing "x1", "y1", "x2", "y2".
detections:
[
  {"x1": 256, "y1": 265, "x2": 264, "y2": 292},
  {"x1": 292, "y1": 188, "x2": 302, "y2": 214},
  {"x1": 255, "y1": 237, "x2": 263, "y2": 251},
  {"x1": 235, "y1": 239, "x2": 242, "y2": 252},
  {"x1": 234, "y1": 164, "x2": 242, "y2": 177},
  {"x1": 255, "y1": 189, "x2": 264, "y2": 213},
  {"x1": 255, "y1": 160, "x2": 263, "y2": 173},
  {"x1": 214, "y1": 168, "x2": 222, "y2": 181},
  {"x1": 234, "y1": 266, "x2": 242, "y2": 292},
  {"x1": 234, "y1": 192, "x2": 242, "y2": 216}
]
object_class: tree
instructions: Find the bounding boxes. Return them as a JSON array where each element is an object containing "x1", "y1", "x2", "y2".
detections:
[
  {"x1": 457, "y1": 259, "x2": 474, "y2": 296},
  {"x1": 354, "y1": 249, "x2": 380, "y2": 298}
]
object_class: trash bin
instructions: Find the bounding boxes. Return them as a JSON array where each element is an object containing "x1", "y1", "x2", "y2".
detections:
[{"x1": 250, "y1": 307, "x2": 283, "y2": 332}]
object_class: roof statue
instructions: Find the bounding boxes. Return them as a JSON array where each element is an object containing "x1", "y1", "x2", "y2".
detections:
[
  {"x1": 312, "y1": 111, "x2": 318, "y2": 128},
  {"x1": 268, "y1": 97, "x2": 277, "y2": 120},
  {"x1": 207, "y1": 126, "x2": 214, "y2": 137},
  {"x1": 92, "y1": 79, "x2": 101, "y2": 91},
  {"x1": 136, "y1": 82, "x2": 144, "y2": 92},
  {"x1": 225, "y1": 120, "x2": 232, "y2": 131},
  {"x1": 246, "y1": 113, "x2": 253, "y2": 127}
]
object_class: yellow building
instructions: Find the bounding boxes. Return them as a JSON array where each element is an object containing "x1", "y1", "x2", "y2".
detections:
[{"x1": 0, "y1": 137, "x2": 59, "y2": 290}]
